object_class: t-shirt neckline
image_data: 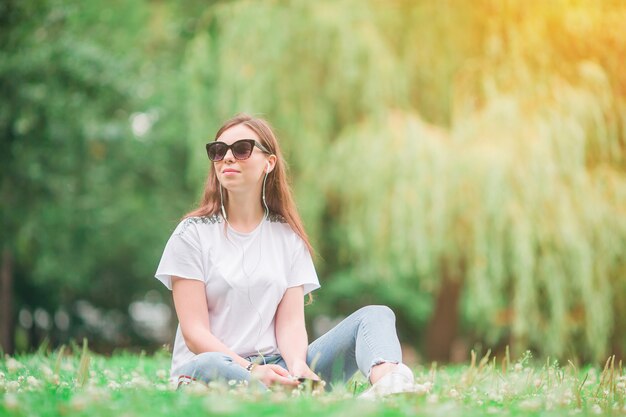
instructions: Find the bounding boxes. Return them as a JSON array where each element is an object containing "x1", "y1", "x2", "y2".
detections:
[{"x1": 225, "y1": 214, "x2": 267, "y2": 237}]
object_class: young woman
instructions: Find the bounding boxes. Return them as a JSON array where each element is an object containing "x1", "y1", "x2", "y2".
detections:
[{"x1": 155, "y1": 114, "x2": 416, "y2": 397}]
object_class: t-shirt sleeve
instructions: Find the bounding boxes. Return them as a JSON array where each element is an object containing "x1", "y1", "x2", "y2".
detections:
[
  {"x1": 288, "y1": 237, "x2": 320, "y2": 295},
  {"x1": 155, "y1": 220, "x2": 205, "y2": 290}
]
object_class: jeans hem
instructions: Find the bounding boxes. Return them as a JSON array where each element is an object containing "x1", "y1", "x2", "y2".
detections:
[{"x1": 367, "y1": 358, "x2": 400, "y2": 383}]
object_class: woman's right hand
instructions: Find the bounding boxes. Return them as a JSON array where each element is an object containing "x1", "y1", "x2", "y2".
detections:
[{"x1": 250, "y1": 364, "x2": 299, "y2": 387}]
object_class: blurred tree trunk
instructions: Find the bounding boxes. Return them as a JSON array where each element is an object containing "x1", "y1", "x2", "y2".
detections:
[
  {"x1": 425, "y1": 268, "x2": 462, "y2": 362},
  {"x1": 1, "y1": 247, "x2": 14, "y2": 354}
]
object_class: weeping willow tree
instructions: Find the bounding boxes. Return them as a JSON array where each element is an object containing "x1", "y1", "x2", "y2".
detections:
[
  {"x1": 325, "y1": 2, "x2": 626, "y2": 360},
  {"x1": 182, "y1": 0, "x2": 626, "y2": 360}
]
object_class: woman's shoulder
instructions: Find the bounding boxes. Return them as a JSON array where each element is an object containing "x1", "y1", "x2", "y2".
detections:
[
  {"x1": 266, "y1": 213, "x2": 305, "y2": 245},
  {"x1": 175, "y1": 214, "x2": 223, "y2": 236},
  {"x1": 267, "y1": 212, "x2": 287, "y2": 224}
]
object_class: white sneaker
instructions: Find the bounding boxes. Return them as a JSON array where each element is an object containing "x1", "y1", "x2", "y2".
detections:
[{"x1": 359, "y1": 363, "x2": 416, "y2": 399}]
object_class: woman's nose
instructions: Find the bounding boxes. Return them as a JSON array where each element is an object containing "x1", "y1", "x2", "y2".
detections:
[{"x1": 223, "y1": 148, "x2": 235, "y2": 162}]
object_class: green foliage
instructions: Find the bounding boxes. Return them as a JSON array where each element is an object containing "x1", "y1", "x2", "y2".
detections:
[
  {"x1": 1, "y1": 0, "x2": 194, "y2": 346},
  {"x1": 1, "y1": 0, "x2": 135, "y2": 293}
]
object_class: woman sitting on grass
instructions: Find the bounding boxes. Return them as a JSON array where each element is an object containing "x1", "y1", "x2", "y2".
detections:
[{"x1": 155, "y1": 113, "x2": 416, "y2": 397}]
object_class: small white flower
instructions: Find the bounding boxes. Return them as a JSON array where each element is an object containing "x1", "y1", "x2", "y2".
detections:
[
  {"x1": 591, "y1": 404, "x2": 602, "y2": 415},
  {"x1": 519, "y1": 398, "x2": 542, "y2": 411},
  {"x1": 47, "y1": 373, "x2": 60, "y2": 385},
  {"x1": 3, "y1": 394, "x2": 19, "y2": 410},
  {"x1": 85, "y1": 386, "x2": 110, "y2": 402},
  {"x1": 6, "y1": 358, "x2": 22, "y2": 373},
  {"x1": 70, "y1": 395, "x2": 88, "y2": 411},
  {"x1": 26, "y1": 376, "x2": 41, "y2": 390},
  {"x1": 6, "y1": 381, "x2": 20, "y2": 392},
  {"x1": 108, "y1": 381, "x2": 121, "y2": 390},
  {"x1": 41, "y1": 366, "x2": 53, "y2": 377},
  {"x1": 449, "y1": 388, "x2": 460, "y2": 398},
  {"x1": 514, "y1": 363, "x2": 523, "y2": 372},
  {"x1": 130, "y1": 376, "x2": 150, "y2": 388},
  {"x1": 487, "y1": 391, "x2": 503, "y2": 402}
]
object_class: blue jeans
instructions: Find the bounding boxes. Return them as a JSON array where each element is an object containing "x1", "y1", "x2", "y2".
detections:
[{"x1": 173, "y1": 305, "x2": 402, "y2": 390}]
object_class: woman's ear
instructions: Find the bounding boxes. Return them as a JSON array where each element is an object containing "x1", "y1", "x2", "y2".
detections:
[{"x1": 266, "y1": 155, "x2": 277, "y2": 173}]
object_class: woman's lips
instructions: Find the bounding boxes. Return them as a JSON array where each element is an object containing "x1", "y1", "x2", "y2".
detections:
[{"x1": 222, "y1": 169, "x2": 240, "y2": 176}]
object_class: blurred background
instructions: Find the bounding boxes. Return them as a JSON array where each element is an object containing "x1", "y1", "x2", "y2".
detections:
[{"x1": 1, "y1": 0, "x2": 625, "y2": 364}]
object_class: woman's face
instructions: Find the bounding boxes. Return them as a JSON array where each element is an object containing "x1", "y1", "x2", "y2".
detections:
[{"x1": 214, "y1": 124, "x2": 272, "y2": 193}]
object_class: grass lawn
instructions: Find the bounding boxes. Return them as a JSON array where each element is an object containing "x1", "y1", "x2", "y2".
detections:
[{"x1": 1, "y1": 344, "x2": 624, "y2": 417}]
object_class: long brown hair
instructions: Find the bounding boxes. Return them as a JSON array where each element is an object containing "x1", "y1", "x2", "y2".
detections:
[{"x1": 185, "y1": 113, "x2": 314, "y2": 257}]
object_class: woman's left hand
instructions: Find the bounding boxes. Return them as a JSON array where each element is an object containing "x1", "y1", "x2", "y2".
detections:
[{"x1": 290, "y1": 359, "x2": 320, "y2": 381}]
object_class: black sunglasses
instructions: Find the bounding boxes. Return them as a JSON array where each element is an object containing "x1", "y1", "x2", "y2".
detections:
[{"x1": 205, "y1": 139, "x2": 271, "y2": 162}]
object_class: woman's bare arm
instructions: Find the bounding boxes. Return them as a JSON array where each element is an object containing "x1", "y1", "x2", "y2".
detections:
[
  {"x1": 171, "y1": 276, "x2": 249, "y2": 368},
  {"x1": 275, "y1": 286, "x2": 318, "y2": 379}
]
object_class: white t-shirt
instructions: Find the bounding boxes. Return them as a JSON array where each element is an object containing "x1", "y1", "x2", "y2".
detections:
[{"x1": 155, "y1": 213, "x2": 320, "y2": 377}]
